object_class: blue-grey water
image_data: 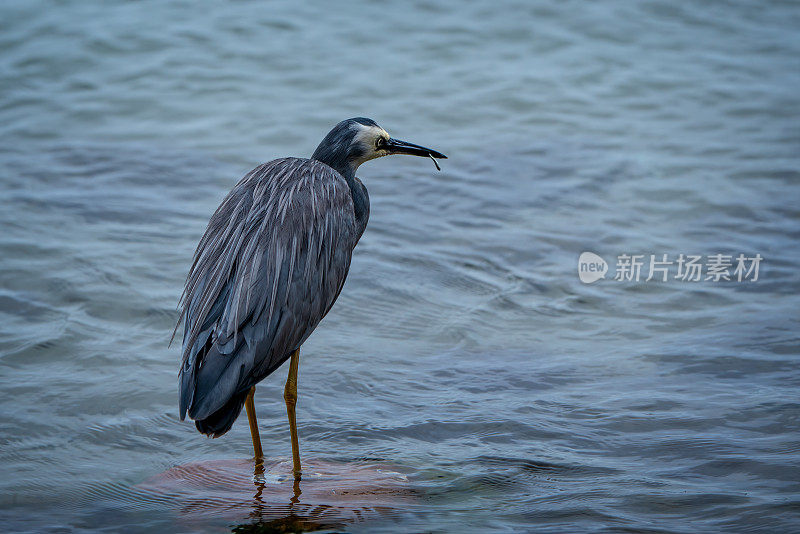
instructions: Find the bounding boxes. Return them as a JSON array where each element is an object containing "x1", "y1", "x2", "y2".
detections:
[{"x1": 1, "y1": 1, "x2": 799, "y2": 532}]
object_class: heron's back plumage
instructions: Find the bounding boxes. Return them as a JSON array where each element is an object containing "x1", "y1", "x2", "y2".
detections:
[{"x1": 177, "y1": 157, "x2": 365, "y2": 435}]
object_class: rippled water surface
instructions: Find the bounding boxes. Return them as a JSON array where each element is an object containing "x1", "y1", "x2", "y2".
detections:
[{"x1": 1, "y1": 1, "x2": 799, "y2": 532}]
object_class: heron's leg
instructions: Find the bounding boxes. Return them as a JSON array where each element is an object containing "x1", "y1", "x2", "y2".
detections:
[
  {"x1": 245, "y1": 386, "x2": 263, "y2": 460},
  {"x1": 284, "y1": 349, "x2": 301, "y2": 480}
]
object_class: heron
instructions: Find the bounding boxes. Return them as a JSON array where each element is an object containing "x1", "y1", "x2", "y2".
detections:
[{"x1": 176, "y1": 117, "x2": 446, "y2": 480}]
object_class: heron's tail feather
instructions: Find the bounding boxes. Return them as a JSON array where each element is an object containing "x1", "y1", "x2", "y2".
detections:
[
  {"x1": 184, "y1": 337, "x2": 253, "y2": 420},
  {"x1": 194, "y1": 390, "x2": 248, "y2": 438}
]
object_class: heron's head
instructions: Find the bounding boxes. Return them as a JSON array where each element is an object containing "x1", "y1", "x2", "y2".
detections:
[{"x1": 312, "y1": 117, "x2": 446, "y2": 177}]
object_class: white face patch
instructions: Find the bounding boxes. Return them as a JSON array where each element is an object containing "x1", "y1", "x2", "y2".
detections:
[{"x1": 351, "y1": 123, "x2": 391, "y2": 164}]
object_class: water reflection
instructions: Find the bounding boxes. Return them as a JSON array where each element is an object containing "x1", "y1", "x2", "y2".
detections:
[
  {"x1": 139, "y1": 457, "x2": 413, "y2": 532},
  {"x1": 232, "y1": 514, "x2": 341, "y2": 534},
  {"x1": 235, "y1": 466, "x2": 344, "y2": 534}
]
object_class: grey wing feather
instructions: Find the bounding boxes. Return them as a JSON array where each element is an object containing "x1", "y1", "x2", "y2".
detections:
[{"x1": 177, "y1": 158, "x2": 357, "y2": 422}]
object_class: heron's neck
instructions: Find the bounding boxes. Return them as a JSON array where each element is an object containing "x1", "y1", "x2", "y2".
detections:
[
  {"x1": 337, "y1": 167, "x2": 369, "y2": 235},
  {"x1": 311, "y1": 154, "x2": 369, "y2": 234}
]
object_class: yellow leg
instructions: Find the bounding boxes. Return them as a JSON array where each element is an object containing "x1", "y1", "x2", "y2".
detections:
[
  {"x1": 284, "y1": 349, "x2": 301, "y2": 480},
  {"x1": 245, "y1": 386, "x2": 263, "y2": 460}
]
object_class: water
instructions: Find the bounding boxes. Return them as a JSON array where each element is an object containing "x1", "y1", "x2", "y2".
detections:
[{"x1": 1, "y1": 1, "x2": 799, "y2": 532}]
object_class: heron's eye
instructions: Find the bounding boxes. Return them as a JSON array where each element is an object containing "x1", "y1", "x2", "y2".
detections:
[{"x1": 375, "y1": 138, "x2": 384, "y2": 150}]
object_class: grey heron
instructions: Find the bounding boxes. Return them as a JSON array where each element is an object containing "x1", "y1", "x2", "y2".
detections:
[{"x1": 176, "y1": 117, "x2": 446, "y2": 480}]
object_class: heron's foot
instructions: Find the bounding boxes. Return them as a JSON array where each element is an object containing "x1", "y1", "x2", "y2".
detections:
[{"x1": 284, "y1": 349, "x2": 302, "y2": 481}]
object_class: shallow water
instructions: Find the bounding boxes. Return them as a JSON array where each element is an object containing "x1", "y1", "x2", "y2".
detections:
[{"x1": 1, "y1": 1, "x2": 799, "y2": 532}]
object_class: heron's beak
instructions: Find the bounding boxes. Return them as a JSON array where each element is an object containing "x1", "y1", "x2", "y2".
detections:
[{"x1": 385, "y1": 138, "x2": 447, "y2": 160}]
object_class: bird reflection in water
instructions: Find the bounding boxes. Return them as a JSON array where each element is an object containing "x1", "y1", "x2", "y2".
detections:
[
  {"x1": 233, "y1": 462, "x2": 343, "y2": 533},
  {"x1": 138, "y1": 456, "x2": 413, "y2": 532}
]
